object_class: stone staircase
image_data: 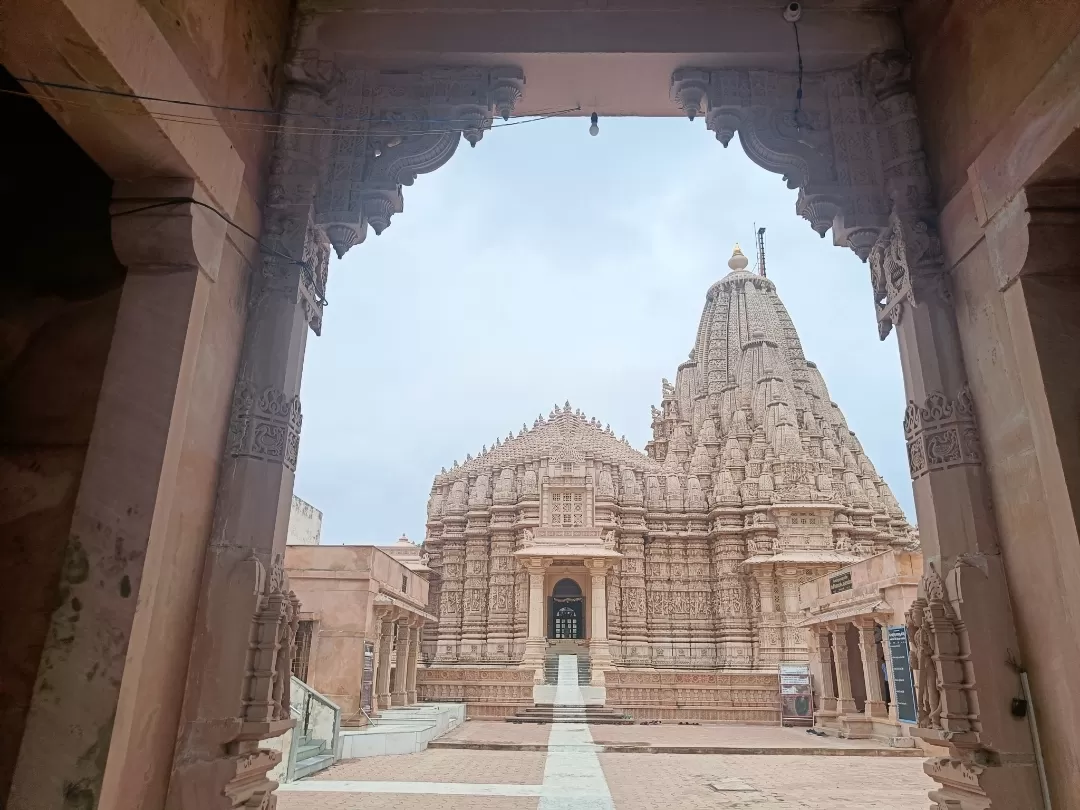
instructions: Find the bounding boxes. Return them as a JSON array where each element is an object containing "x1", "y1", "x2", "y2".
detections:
[
  {"x1": 509, "y1": 651, "x2": 633, "y2": 725},
  {"x1": 543, "y1": 652, "x2": 591, "y2": 685},
  {"x1": 509, "y1": 705, "x2": 633, "y2": 724},
  {"x1": 291, "y1": 735, "x2": 335, "y2": 779}
]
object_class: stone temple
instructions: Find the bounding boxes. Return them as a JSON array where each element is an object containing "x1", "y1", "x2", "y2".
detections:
[{"x1": 418, "y1": 246, "x2": 915, "y2": 721}]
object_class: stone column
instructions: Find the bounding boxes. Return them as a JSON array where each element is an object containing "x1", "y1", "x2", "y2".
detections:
[
  {"x1": 521, "y1": 558, "x2": 550, "y2": 678},
  {"x1": 830, "y1": 624, "x2": 857, "y2": 715},
  {"x1": 375, "y1": 613, "x2": 395, "y2": 711},
  {"x1": 392, "y1": 622, "x2": 412, "y2": 706},
  {"x1": 879, "y1": 622, "x2": 899, "y2": 722},
  {"x1": 8, "y1": 181, "x2": 228, "y2": 810},
  {"x1": 586, "y1": 559, "x2": 612, "y2": 685},
  {"x1": 406, "y1": 618, "x2": 422, "y2": 704},
  {"x1": 856, "y1": 620, "x2": 886, "y2": 718},
  {"x1": 814, "y1": 626, "x2": 838, "y2": 714}
]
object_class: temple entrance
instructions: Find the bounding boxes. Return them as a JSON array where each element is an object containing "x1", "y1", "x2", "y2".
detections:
[{"x1": 549, "y1": 578, "x2": 584, "y2": 640}]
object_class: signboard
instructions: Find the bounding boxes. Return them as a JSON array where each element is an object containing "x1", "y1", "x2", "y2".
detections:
[
  {"x1": 887, "y1": 626, "x2": 917, "y2": 724},
  {"x1": 829, "y1": 570, "x2": 852, "y2": 594},
  {"x1": 361, "y1": 641, "x2": 376, "y2": 714},
  {"x1": 778, "y1": 663, "x2": 813, "y2": 726}
]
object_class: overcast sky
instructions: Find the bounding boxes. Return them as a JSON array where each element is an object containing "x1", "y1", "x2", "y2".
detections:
[{"x1": 294, "y1": 117, "x2": 913, "y2": 545}]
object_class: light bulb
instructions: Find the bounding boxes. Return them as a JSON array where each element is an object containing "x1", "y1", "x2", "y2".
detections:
[{"x1": 589, "y1": 112, "x2": 599, "y2": 137}]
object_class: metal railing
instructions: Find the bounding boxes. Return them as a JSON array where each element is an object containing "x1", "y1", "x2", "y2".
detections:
[{"x1": 283, "y1": 676, "x2": 341, "y2": 783}]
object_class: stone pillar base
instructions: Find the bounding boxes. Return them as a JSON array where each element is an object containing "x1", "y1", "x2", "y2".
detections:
[
  {"x1": 377, "y1": 694, "x2": 392, "y2": 710},
  {"x1": 925, "y1": 752, "x2": 1041, "y2": 810},
  {"x1": 391, "y1": 691, "x2": 408, "y2": 706},
  {"x1": 407, "y1": 690, "x2": 417, "y2": 704},
  {"x1": 835, "y1": 697, "x2": 857, "y2": 714},
  {"x1": 864, "y1": 699, "x2": 888, "y2": 718}
]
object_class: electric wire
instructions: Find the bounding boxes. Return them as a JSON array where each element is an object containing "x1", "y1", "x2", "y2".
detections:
[
  {"x1": 110, "y1": 197, "x2": 327, "y2": 306},
  {"x1": 5, "y1": 75, "x2": 581, "y2": 131},
  {"x1": 792, "y1": 20, "x2": 805, "y2": 130}
]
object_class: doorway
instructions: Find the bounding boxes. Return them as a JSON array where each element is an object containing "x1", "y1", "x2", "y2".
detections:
[{"x1": 549, "y1": 578, "x2": 584, "y2": 640}]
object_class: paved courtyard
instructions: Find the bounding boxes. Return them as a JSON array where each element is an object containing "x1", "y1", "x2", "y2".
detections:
[{"x1": 277, "y1": 722, "x2": 934, "y2": 810}]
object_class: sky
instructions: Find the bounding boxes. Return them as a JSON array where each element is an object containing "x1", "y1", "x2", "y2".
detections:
[{"x1": 294, "y1": 117, "x2": 914, "y2": 546}]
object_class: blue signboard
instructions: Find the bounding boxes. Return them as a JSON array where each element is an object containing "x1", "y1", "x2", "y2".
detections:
[{"x1": 887, "y1": 625, "x2": 917, "y2": 724}]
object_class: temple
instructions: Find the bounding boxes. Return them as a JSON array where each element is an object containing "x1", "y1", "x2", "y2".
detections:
[{"x1": 418, "y1": 245, "x2": 915, "y2": 720}]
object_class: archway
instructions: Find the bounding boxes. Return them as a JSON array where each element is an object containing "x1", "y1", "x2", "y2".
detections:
[{"x1": 549, "y1": 578, "x2": 584, "y2": 640}]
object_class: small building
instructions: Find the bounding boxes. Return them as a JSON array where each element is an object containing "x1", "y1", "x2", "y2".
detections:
[
  {"x1": 799, "y1": 548, "x2": 922, "y2": 746},
  {"x1": 287, "y1": 495, "x2": 324, "y2": 546},
  {"x1": 285, "y1": 545, "x2": 434, "y2": 727}
]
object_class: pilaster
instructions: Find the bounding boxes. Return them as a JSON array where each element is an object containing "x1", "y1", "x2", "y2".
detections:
[
  {"x1": 856, "y1": 619, "x2": 887, "y2": 718},
  {"x1": 830, "y1": 624, "x2": 857, "y2": 715}
]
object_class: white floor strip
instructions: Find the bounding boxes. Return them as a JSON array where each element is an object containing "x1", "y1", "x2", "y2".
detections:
[
  {"x1": 553, "y1": 654, "x2": 584, "y2": 707},
  {"x1": 277, "y1": 781, "x2": 542, "y2": 796},
  {"x1": 538, "y1": 723, "x2": 615, "y2": 810}
]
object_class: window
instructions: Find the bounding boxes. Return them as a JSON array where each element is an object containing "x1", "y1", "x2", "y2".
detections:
[
  {"x1": 401, "y1": 574, "x2": 408, "y2": 593},
  {"x1": 550, "y1": 491, "x2": 585, "y2": 527},
  {"x1": 562, "y1": 462, "x2": 573, "y2": 474},
  {"x1": 291, "y1": 620, "x2": 314, "y2": 682}
]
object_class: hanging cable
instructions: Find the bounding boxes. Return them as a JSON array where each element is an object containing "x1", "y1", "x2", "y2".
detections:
[
  {"x1": 5, "y1": 75, "x2": 580, "y2": 130},
  {"x1": 111, "y1": 197, "x2": 327, "y2": 306},
  {"x1": 792, "y1": 20, "x2": 806, "y2": 132}
]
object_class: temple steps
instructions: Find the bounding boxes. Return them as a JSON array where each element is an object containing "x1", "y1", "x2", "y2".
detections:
[
  {"x1": 507, "y1": 706, "x2": 633, "y2": 724},
  {"x1": 543, "y1": 652, "x2": 590, "y2": 685},
  {"x1": 292, "y1": 736, "x2": 335, "y2": 779}
]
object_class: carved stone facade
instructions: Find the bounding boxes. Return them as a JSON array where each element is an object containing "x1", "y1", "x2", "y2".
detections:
[{"x1": 420, "y1": 246, "x2": 915, "y2": 718}]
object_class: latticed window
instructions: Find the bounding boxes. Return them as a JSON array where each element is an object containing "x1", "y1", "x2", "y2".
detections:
[
  {"x1": 291, "y1": 620, "x2": 314, "y2": 682},
  {"x1": 550, "y1": 491, "x2": 585, "y2": 527}
]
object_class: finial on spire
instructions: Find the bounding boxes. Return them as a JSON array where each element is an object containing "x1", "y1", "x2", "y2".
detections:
[{"x1": 728, "y1": 243, "x2": 750, "y2": 272}]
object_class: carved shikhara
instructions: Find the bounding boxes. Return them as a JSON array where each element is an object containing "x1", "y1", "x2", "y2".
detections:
[
  {"x1": 904, "y1": 387, "x2": 982, "y2": 479},
  {"x1": 670, "y1": 52, "x2": 947, "y2": 342},
  {"x1": 227, "y1": 380, "x2": 304, "y2": 471}
]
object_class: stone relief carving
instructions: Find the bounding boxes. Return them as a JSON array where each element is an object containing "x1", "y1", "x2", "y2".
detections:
[
  {"x1": 227, "y1": 380, "x2": 303, "y2": 471},
  {"x1": 904, "y1": 387, "x2": 982, "y2": 479},
  {"x1": 242, "y1": 554, "x2": 300, "y2": 726},
  {"x1": 905, "y1": 563, "x2": 978, "y2": 735}
]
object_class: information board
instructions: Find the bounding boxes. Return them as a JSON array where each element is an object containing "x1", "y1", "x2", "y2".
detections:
[
  {"x1": 778, "y1": 663, "x2": 813, "y2": 726},
  {"x1": 829, "y1": 570, "x2": 853, "y2": 594},
  {"x1": 361, "y1": 641, "x2": 375, "y2": 714},
  {"x1": 887, "y1": 626, "x2": 917, "y2": 724}
]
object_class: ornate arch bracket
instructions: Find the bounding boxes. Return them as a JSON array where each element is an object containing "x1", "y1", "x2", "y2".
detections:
[
  {"x1": 314, "y1": 66, "x2": 526, "y2": 258},
  {"x1": 671, "y1": 52, "x2": 943, "y2": 340}
]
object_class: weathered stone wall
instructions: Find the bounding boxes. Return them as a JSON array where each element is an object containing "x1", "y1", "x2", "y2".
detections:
[
  {"x1": 0, "y1": 67, "x2": 126, "y2": 800},
  {"x1": 903, "y1": 0, "x2": 1080, "y2": 204}
]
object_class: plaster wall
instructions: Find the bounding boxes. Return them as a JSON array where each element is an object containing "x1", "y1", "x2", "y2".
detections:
[{"x1": 288, "y1": 495, "x2": 324, "y2": 545}]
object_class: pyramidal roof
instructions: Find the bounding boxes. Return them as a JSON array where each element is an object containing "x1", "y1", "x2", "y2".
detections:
[{"x1": 436, "y1": 402, "x2": 656, "y2": 483}]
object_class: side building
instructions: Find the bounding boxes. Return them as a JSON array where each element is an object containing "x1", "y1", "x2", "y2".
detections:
[{"x1": 418, "y1": 246, "x2": 917, "y2": 721}]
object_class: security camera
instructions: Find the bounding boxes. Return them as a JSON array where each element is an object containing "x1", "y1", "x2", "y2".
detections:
[{"x1": 783, "y1": 2, "x2": 802, "y2": 23}]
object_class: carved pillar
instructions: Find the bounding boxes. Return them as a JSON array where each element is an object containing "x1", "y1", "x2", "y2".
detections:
[
  {"x1": 460, "y1": 517, "x2": 490, "y2": 662},
  {"x1": 856, "y1": 620, "x2": 886, "y2": 718},
  {"x1": 586, "y1": 560, "x2": 612, "y2": 684},
  {"x1": 521, "y1": 558, "x2": 550, "y2": 677},
  {"x1": 878, "y1": 621, "x2": 899, "y2": 722},
  {"x1": 375, "y1": 614, "x2": 394, "y2": 710},
  {"x1": 392, "y1": 622, "x2": 411, "y2": 706},
  {"x1": 816, "y1": 627, "x2": 838, "y2": 714},
  {"x1": 405, "y1": 618, "x2": 421, "y2": 704},
  {"x1": 616, "y1": 518, "x2": 648, "y2": 665},
  {"x1": 830, "y1": 624, "x2": 857, "y2": 715},
  {"x1": 485, "y1": 521, "x2": 516, "y2": 662}
]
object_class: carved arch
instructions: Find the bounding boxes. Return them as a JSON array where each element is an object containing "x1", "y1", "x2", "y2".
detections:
[{"x1": 672, "y1": 53, "x2": 939, "y2": 340}]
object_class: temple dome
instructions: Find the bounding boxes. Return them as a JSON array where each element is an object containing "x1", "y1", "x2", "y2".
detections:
[{"x1": 436, "y1": 401, "x2": 658, "y2": 487}]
